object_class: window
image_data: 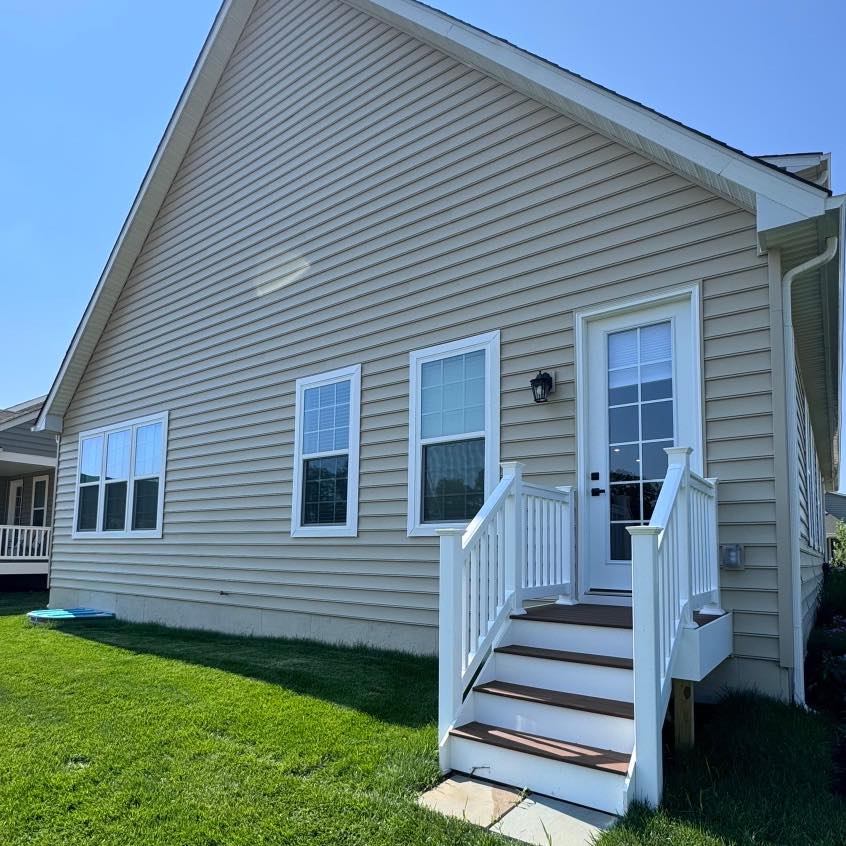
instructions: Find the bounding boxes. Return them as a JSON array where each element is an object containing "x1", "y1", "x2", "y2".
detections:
[
  {"x1": 31, "y1": 476, "x2": 49, "y2": 527},
  {"x1": 408, "y1": 332, "x2": 500, "y2": 536},
  {"x1": 73, "y1": 412, "x2": 168, "y2": 538},
  {"x1": 291, "y1": 365, "x2": 361, "y2": 537}
]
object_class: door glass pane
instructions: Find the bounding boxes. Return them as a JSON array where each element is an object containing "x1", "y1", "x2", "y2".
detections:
[
  {"x1": 33, "y1": 479, "x2": 46, "y2": 509},
  {"x1": 80, "y1": 435, "x2": 103, "y2": 484},
  {"x1": 134, "y1": 423, "x2": 163, "y2": 477},
  {"x1": 607, "y1": 321, "x2": 674, "y2": 561},
  {"x1": 301, "y1": 456, "x2": 348, "y2": 526},
  {"x1": 641, "y1": 400, "x2": 673, "y2": 440},
  {"x1": 77, "y1": 486, "x2": 99, "y2": 532},
  {"x1": 422, "y1": 438, "x2": 484, "y2": 522},
  {"x1": 609, "y1": 444, "x2": 640, "y2": 482},
  {"x1": 132, "y1": 479, "x2": 159, "y2": 530},
  {"x1": 104, "y1": 482, "x2": 128, "y2": 531}
]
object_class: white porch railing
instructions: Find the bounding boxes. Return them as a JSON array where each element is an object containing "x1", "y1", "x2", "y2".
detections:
[
  {"x1": 437, "y1": 462, "x2": 575, "y2": 767},
  {"x1": 628, "y1": 447, "x2": 720, "y2": 806},
  {"x1": 0, "y1": 525, "x2": 52, "y2": 560}
]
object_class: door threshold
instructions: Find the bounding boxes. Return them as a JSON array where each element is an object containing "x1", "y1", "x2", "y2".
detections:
[{"x1": 581, "y1": 589, "x2": 632, "y2": 607}]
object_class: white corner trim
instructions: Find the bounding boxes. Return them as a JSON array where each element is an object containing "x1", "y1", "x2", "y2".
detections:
[
  {"x1": 407, "y1": 330, "x2": 500, "y2": 537},
  {"x1": 291, "y1": 364, "x2": 361, "y2": 538}
]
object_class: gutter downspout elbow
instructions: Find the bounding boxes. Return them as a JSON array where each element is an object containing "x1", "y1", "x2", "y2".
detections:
[{"x1": 782, "y1": 235, "x2": 838, "y2": 704}]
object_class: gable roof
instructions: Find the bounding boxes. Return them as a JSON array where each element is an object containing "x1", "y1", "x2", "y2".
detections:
[{"x1": 36, "y1": 0, "x2": 840, "y2": 432}]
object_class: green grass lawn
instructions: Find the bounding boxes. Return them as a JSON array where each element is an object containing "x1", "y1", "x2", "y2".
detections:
[
  {"x1": 0, "y1": 591, "x2": 499, "y2": 846},
  {"x1": 2, "y1": 591, "x2": 845, "y2": 845}
]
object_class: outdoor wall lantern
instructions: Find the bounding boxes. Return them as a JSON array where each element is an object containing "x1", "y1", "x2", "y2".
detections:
[{"x1": 530, "y1": 370, "x2": 555, "y2": 403}]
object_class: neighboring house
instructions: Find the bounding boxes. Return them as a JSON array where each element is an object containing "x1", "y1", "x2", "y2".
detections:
[
  {"x1": 1, "y1": 396, "x2": 56, "y2": 579},
  {"x1": 825, "y1": 491, "x2": 846, "y2": 561},
  {"x1": 33, "y1": 0, "x2": 844, "y2": 814}
]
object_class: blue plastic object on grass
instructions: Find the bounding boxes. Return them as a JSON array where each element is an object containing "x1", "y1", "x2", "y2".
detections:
[{"x1": 27, "y1": 607, "x2": 115, "y2": 623}]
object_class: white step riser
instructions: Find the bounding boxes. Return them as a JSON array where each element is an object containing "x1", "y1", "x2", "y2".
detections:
[
  {"x1": 507, "y1": 620, "x2": 633, "y2": 658},
  {"x1": 448, "y1": 736, "x2": 627, "y2": 815},
  {"x1": 473, "y1": 692, "x2": 634, "y2": 753},
  {"x1": 494, "y1": 653, "x2": 634, "y2": 702}
]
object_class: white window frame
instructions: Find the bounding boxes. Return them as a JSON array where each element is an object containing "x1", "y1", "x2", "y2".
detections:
[
  {"x1": 291, "y1": 364, "x2": 361, "y2": 538},
  {"x1": 407, "y1": 331, "x2": 500, "y2": 537},
  {"x1": 30, "y1": 475, "x2": 50, "y2": 527},
  {"x1": 71, "y1": 411, "x2": 169, "y2": 539}
]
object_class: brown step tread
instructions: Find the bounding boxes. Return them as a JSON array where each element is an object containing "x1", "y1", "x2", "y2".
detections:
[
  {"x1": 450, "y1": 721, "x2": 630, "y2": 774},
  {"x1": 473, "y1": 680, "x2": 634, "y2": 719},
  {"x1": 495, "y1": 643, "x2": 633, "y2": 670},
  {"x1": 512, "y1": 603, "x2": 633, "y2": 629}
]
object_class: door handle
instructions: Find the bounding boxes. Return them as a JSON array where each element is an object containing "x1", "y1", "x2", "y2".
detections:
[{"x1": 591, "y1": 487, "x2": 606, "y2": 496}]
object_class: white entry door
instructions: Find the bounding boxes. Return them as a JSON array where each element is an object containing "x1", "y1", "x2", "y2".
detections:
[
  {"x1": 7, "y1": 479, "x2": 24, "y2": 525},
  {"x1": 583, "y1": 296, "x2": 700, "y2": 595}
]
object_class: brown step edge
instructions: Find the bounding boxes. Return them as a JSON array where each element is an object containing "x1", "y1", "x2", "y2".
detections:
[
  {"x1": 693, "y1": 610, "x2": 726, "y2": 627},
  {"x1": 495, "y1": 643, "x2": 633, "y2": 671},
  {"x1": 450, "y1": 721, "x2": 630, "y2": 775},
  {"x1": 511, "y1": 603, "x2": 633, "y2": 629},
  {"x1": 473, "y1": 680, "x2": 634, "y2": 719}
]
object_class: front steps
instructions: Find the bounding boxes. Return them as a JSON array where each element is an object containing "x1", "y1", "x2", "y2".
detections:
[{"x1": 446, "y1": 602, "x2": 635, "y2": 815}]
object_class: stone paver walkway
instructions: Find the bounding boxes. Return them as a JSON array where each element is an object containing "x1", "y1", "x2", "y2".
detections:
[{"x1": 418, "y1": 776, "x2": 617, "y2": 845}]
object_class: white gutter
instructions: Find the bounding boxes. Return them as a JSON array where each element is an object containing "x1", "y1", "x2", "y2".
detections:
[{"x1": 782, "y1": 235, "x2": 838, "y2": 704}]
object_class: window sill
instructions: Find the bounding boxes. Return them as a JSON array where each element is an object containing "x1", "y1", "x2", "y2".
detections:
[
  {"x1": 71, "y1": 529, "x2": 163, "y2": 540},
  {"x1": 407, "y1": 522, "x2": 469, "y2": 538},
  {"x1": 291, "y1": 525, "x2": 358, "y2": 538}
]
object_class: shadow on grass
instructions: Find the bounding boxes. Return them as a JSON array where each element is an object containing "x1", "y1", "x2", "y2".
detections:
[
  {"x1": 54, "y1": 614, "x2": 438, "y2": 729},
  {"x1": 602, "y1": 692, "x2": 846, "y2": 846},
  {"x1": 0, "y1": 590, "x2": 48, "y2": 616}
]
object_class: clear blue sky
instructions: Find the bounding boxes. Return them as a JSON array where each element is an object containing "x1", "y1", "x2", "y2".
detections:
[{"x1": 2, "y1": 0, "x2": 844, "y2": 409}]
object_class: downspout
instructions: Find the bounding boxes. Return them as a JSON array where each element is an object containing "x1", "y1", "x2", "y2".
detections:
[{"x1": 782, "y1": 235, "x2": 838, "y2": 704}]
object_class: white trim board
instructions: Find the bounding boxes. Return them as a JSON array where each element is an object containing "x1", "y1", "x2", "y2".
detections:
[
  {"x1": 574, "y1": 284, "x2": 703, "y2": 603},
  {"x1": 34, "y1": 0, "x2": 831, "y2": 434},
  {"x1": 290, "y1": 364, "x2": 362, "y2": 538},
  {"x1": 0, "y1": 451, "x2": 57, "y2": 468}
]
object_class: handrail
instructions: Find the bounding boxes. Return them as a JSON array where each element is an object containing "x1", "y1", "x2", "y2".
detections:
[
  {"x1": 437, "y1": 462, "x2": 576, "y2": 770},
  {"x1": 628, "y1": 447, "x2": 719, "y2": 807},
  {"x1": 0, "y1": 525, "x2": 52, "y2": 560}
]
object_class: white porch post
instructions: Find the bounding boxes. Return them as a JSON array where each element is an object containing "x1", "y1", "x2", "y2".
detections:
[
  {"x1": 500, "y1": 462, "x2": 525, "y2": 614},
  {"x1": 705, "y1": 477, "x2": 724, "y2": 613},
  {"x1": 437, "y1": 527, "x2": 464, "y2": 772},
  {"x1": 628, "y1": 524, "x2": 663, "y2": 807},
  {"x1": 665, "y1": 447, "x2": 693, "y2": 626},
  {"x1": 555, "y1": 485, "x2": 577, "y2": 604}
]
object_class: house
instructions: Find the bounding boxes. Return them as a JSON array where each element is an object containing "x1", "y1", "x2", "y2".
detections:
[
  {"x1": 825, "y1": 491, "x2": 846, "y2": 561},
  {"x1": 1, "y1": 396, "x2": 56, "y2": 581},
  {"x1": 33, "y1": 0, "x2": 843, "y2": 815}
]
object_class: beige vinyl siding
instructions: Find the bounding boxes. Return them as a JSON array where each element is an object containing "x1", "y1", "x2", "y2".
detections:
[
  {"x1": 51, "y1": 0, "x2": 778, "y2": 663},
  {"x1": 796, "y1": 364, "x2": 825, "y2": 641}
]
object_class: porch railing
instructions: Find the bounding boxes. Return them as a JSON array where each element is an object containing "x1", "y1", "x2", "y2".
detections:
[
  {"x1": 437, "y1": 462, "x2": 575, "y2": 767},
  {"x1": 628, "y1": 447, "x2": 719, "y2": 806},
  {"x1": 0, "y1": 525, "x2": 52, "y2": 560}
]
